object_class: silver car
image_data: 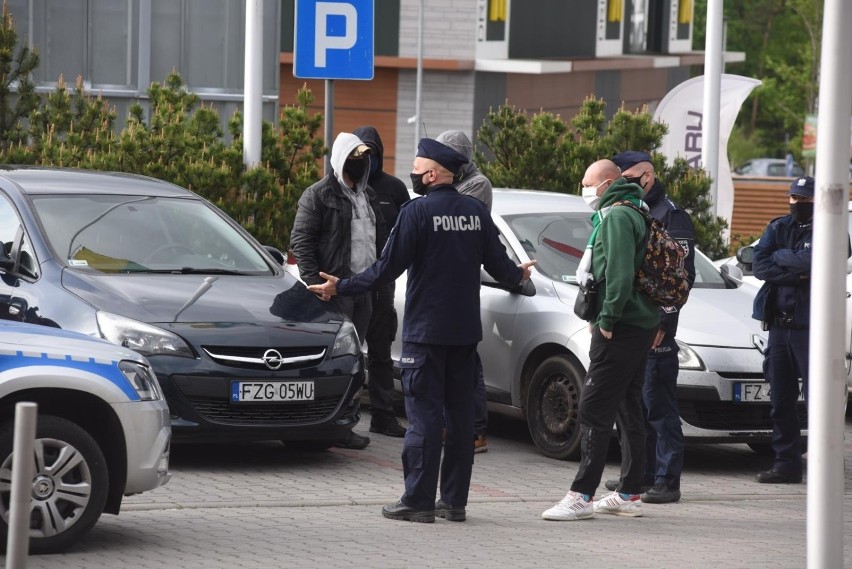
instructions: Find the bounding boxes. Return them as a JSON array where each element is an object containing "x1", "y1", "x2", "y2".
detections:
[{"x1": 390, "y1": 189, "x2": 792, "y2": 460}]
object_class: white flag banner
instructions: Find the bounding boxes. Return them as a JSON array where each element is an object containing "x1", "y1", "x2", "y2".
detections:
[{"x1": 652, "y1": 74, "x2": 762, "y2": 234}]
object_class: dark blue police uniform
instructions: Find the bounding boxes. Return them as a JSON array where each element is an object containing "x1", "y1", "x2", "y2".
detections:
[
  {"x1": 641, "y1": 180, "x2": 696, "y2": 491},
  {"x1": 612, "y1": 150, "x2": 696, "y2": 499},
  {"x1": 752, "y1": 212, "x2": 812, "y2": 479},
  {"x1": 337, "y1": 183, "x2": 522, "y2": 513}
]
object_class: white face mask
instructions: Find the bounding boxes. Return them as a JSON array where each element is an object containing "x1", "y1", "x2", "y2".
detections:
[{"x1": 581, "y1": 186, "x2": 601, "y2": 210}]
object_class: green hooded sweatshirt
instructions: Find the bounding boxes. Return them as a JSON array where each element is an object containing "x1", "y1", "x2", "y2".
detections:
[{"x1": 591, "y1": 178, "x2": 660, "y2": 331}]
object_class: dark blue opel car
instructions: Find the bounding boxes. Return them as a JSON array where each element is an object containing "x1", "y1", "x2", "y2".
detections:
[{"x1": 0, "y1": 166, "x2": 364, "y2": 447}]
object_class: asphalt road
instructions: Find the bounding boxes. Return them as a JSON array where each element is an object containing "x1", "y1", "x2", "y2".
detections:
[{"x1": 18, "y1": 411, "x2": 852, "y2": 569}]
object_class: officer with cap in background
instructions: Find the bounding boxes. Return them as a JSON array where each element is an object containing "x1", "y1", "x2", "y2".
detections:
[
  {"x1": 307, "y1": 138, "x2": 535, "y2": 523},
  {"x1": 751, "y1": 176, "x2": 828, "y2": 484},
  {"x1": 604, "y1": 150, "x2": 696, "y2": 504}
]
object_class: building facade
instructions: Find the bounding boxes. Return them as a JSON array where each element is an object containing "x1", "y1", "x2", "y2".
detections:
[
  {"x1": 281, "y1": 0, "x2": 742, "y2": 179},
  {"x1": 7, "y1": 0, "x2": 281, "y2": 130}
]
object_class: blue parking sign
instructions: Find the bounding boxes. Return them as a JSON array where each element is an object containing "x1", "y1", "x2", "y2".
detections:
[{"x1": 294, "y1": 0, "x2": 374, "y2": 80}]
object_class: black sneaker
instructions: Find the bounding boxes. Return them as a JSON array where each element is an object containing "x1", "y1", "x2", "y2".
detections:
[
  {"x1": 435, "y1": 499, "x2": 466, "y2": 522},
  {"x1": 641, "y1": 483, "x2": 682, "y2": 504},
  {"x1": 370, "y1": 414, "x2": 407, "y2": 437},
  {"x1": 382, "y1": 501, "x2": 435, "y2": 523},
  {"x1": 334, "y1": 431, "x2": 371, "y2": 450},
  {"x1": 755, "y1": 467, "x2": 802, "y2": 484}
]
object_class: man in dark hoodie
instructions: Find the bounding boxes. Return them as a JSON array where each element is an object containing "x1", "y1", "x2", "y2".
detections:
[
  {"x1": 290, "y1": 131, "x2": 384, "y2": 450},
  {"x1": 353, "y1": 126, "x2": 410, "y2": 438},
  {"x1": 601, "y1": 151, "x2": 696, "y2": 505}
]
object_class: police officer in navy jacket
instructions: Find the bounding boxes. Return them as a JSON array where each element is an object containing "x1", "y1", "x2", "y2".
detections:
[
  {"x1": 751, "y1": 176, "x2": 815, "y2": 484},
  {"x1": 308, "y1": 138, "x2": 535, "y2": 523},
  {"x1": 607, "y1": 151, "x2": 696, "y2": 504}
]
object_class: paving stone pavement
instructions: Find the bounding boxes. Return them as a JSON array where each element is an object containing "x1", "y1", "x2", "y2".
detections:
[{"x1": 14, "y1": 411, "x2": 852, "y2": 569}]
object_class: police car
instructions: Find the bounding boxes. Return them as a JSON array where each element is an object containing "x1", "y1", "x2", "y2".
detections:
[{"x1": 0, "y1": 320, "x2": 171, "y2": 553}]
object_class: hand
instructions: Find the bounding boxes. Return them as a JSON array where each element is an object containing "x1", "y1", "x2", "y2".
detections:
[
  {"x1": 306, "y1": 272, "x2": 340, "y2": 301},
  {"x1": 599, "y1": 328, "x2": 612, "y2": 340},
  {"x1": 519, "y1": 260, "x2": 537, "y2": 281},
  {"x1": 652, "y1": 329, "x2": 666, "y2": 349}
]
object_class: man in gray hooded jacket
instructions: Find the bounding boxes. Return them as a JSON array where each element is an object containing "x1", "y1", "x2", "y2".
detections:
[
  {"x1": 435, "y1": 129, "x2": 492, "y2": 453},
  {"x1": 290, "y1": 131, "x2": 385, "y2": 450}
]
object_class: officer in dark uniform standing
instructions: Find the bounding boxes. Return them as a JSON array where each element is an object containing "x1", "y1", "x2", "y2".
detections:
[
  {"x1": 353, "y1": 125, "x2": 410, "y2": 438},
  {"x1": 308, "y1": 138, "x2": 535, "y2": 522},
  {"x1": 751, "y1": 176, "x2": 817, "y2": 484},
  {"x1": 606, "y1": 151, "x2": 696, "y2": 504}
]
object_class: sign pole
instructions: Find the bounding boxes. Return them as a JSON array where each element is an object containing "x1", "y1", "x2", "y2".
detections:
[
  {"x1": 324, "y1": 79, "x2": 334, "y2": 176},
  {"x1": 293, "y1": 0, "x2": 374, "y2": 177}
]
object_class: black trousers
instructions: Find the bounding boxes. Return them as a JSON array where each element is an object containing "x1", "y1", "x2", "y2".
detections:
[
  {"x1": 365, "y1": 283, "x2": 398, "y2": 415},
  {"x1": 765, "y1": 325, "x2": 809, "y2": 475},
  {"x1": 571, "y1": 322, "x2": 656, "y2": 496},
  {"x1": 398, "y1": 342, "x2": 477, "y2": 510}
]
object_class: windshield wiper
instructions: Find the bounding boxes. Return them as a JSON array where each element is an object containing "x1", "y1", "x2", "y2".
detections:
[{"x1": 124, "y1": 267, "x2": 249, "y2": 275}]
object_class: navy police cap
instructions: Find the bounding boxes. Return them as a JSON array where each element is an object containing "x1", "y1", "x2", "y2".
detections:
[
  {"x1": 612, "y1": 150, "x2": 653, "y2": 172},
  {"x1": 789, "y1": 176, "x2": 815, "y2": 198},
  {"x1": 416, "y1": 138, "x2": 469, "y2": 174}
]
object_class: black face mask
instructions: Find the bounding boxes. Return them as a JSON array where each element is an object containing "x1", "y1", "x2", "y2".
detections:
[
  {"x1": 624, "y1": 175, "x2": 644, "y2": 189},
  {"x1": 790, "y1": 201, "x2": 814, "y2": 222},
  {"x1": 410, "y1": 171, "x2": 429, "y2": 196},
  {"x1": 343, "y1": 159, "x2": 367, "y2": 180}
]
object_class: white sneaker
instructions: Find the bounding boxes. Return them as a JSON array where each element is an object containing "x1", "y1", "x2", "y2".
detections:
[
  {"x1": 541, "y1": 491, "x2": 595, "y2": 521},
  {"x1": 594, "y1": 491, "x2": 643, "y2": 517}
]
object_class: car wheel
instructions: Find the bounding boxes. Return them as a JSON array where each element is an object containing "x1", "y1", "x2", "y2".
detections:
[
  {"x1": 525, "y1": 355, "x2": 584, "y2": 460},
  {"x1": 0, "y1": 415, "x2": 109, "y2": 554}
]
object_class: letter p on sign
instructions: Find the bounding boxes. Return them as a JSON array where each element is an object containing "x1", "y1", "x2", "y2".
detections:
[
  {"x1": 294, "y1": 0, "x2": 374, "y2": 80},
  {"x1": 315, "y1": 2, "x2": 357, "y2": 67}
]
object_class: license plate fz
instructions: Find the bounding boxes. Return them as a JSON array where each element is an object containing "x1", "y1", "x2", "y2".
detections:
[
  {"x1": 231, "y1": 381, "x2": 315, "y2": 403},
  {"x1": 733, "y1": 381, "x2": 804, "y2": 403}
]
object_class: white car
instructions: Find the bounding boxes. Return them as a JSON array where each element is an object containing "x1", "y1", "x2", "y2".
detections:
[
  {"x1": 714, "y1": 201, "x2": 852, "y2": 394},
  {"x1": 387, "y1": 189, "x2": 790, "y2": 460},
  {"x1": 0, "y1": 321, "x2": 171, "y2": 553}
]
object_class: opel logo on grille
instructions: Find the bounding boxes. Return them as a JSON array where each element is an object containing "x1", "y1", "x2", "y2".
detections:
[{"x1": 262, "y1": 349, "x2": 284, "y2": 370}]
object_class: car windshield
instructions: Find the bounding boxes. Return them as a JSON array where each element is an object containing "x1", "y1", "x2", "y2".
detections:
[
  {"x1": 502, "y1": 210, "x2": 729, "y2": 288},
  {"x1": 31, "y1": 194, "x2": 273, "y2": 275}
]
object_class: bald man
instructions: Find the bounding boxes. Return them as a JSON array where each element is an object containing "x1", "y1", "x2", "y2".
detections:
[{"x1": 542, "y1": 159, "x2": 659, "y2": 521}]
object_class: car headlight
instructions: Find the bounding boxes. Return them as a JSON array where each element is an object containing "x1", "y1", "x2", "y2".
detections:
[
  {"x1": 676, "y1": 340, "x2": 705, "y2": 371},
  {"x1": 119, "y1": 360, "x2": 164, "y2": 401},
  {"x1": 97, "y1": 311, "x2": 194, "y2": 358},
  {"x1": 331, "y1": 320, "x2": 360, "y2": 358}
]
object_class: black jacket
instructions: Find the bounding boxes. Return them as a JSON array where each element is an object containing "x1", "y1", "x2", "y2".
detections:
[{"x1": 290, "y1": 174, "x2": 384, "y2": 287}]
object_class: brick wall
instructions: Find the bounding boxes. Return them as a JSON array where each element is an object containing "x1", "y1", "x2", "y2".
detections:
[{"x1": 398, "y1": 0, "x2": 477, "y2": 60}]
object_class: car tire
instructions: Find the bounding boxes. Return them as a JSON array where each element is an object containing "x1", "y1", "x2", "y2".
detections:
[
  {"x1": 0, "y1": 415, "x2": 109, "y2": 554},
  {"x1": 525, "y1": 354, "x2": 584, "y2": 461}
]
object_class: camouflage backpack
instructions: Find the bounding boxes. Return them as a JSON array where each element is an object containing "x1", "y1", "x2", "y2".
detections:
[{"x1": 615, "y1": 200, "x2": 690, "y2": 307}]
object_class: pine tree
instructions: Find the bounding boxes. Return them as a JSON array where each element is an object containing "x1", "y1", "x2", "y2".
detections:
[{"x1": 0, "y1": 0, "x2": 39, "y2": 153}]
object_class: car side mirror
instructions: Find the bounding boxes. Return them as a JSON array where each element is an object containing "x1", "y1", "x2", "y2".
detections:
[
  {"x1": 510, "y1": 279, "x2": 537, "y2": 297},
  {"x1": 736, "y1": 246, "x2": 754, "y2": 265},
  {"x1": 264, "y1": 246, "x2": 285, "y2": 266},
  {"x1": 719, "y1": 263, "x2": 743, "y2": 282}
]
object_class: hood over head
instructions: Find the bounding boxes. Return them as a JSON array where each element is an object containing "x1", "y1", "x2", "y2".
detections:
[
  {"x1": 352, "y1": 126, "x2": 385, "y2": 177},
  {"x1": 330, "y1": 132, "x2": 371, "y2": 192}
]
